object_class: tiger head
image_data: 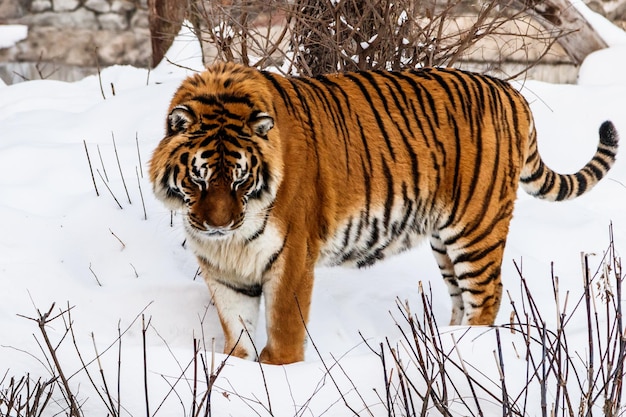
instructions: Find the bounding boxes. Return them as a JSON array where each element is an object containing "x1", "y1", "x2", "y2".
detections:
[{"x1": 149, "y1": 63, "x2": 283, "y2": 239}]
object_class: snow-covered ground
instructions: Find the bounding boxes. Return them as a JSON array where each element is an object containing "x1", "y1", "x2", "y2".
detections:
[{"x1": 1, "y1": 7, "x2": 626, "y2": 415}]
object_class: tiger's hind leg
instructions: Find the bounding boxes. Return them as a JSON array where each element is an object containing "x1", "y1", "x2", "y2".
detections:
[
  {"x1": 430, "y1": 234, "x2": 464, "y2": 325},
  {"x1": 434, "y1": 219, "x2": 509, "y2": 326}
]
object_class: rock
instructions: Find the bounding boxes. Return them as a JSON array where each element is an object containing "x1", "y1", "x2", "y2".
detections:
[
  {"x1": 111, "y1": 0, "x2": 135, "y2": 13},
  {"x1": 0, "y1": 0, "x2": 26, "y2": 19},
  {"x1": 96, "y1": 30, "x2": 151, "y2": 66},
  {"x1": 30, "y1": 0, "x2": 53, "y2": 13},
  {"x1": 21, "y1": 8, "x2": 98, "y2": 29},
  {"x1": 4, "y1": 25, "x2": 150, "y2": 68},
  {"x1": 130, "y1": 8, "x2": 149, "y2": 29},
  {"x1": 85, "y1": 0, "x2": 111, "y2": 13},
  {"x1": 52, "y1": 0, "x2": 80, "y2": 12},
  {"x1": 98, "y1": 12, "x2": 129, "y2": 30}
]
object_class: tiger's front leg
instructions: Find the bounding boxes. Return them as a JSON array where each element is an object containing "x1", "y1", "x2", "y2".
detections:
[
  {"x1": 258, "y1": 241, "x2": 314, "y2": 365},
  {"x1": 202, "y1": 241, "x2": 314, "y2": 364},
  {"x1": 201, "y1": 261, "x2": 263, "y2": 361}
]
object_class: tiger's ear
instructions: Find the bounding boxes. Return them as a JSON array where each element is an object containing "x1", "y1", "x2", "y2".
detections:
[
  {"x1": 167, "y1": 105, "x2": 195, "y2": 135},
  {"x1": 250, "y1": 112, "x2": 274, "y2": 137}
]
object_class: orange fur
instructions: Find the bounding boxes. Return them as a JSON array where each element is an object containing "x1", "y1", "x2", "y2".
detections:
[{"x1": 149, "y1": 62, "x2": 618, "y2": 364}]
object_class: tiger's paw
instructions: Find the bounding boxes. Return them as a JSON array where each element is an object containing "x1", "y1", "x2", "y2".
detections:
[{"x1": 259, "y1": 345, "x2": 304, "y2": 365}]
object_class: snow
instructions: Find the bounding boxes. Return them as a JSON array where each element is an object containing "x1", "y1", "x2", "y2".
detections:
[
  {"x1": 0, "y1": 24, "x2": 27, "y2": 49},
  {"x1": 572, "y1": 0, "x2": 626, "y2": 46},
  {"x1": 1, "y1": 16, "x2": 626, "y2": 417}
]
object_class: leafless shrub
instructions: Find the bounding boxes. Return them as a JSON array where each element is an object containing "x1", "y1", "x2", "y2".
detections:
[
  {"x1": 361, "y1": 224, "x2": 626, "y2": 416},
  {"x1": 10, "y1": 51, "x2": 60, "y2": 82},
  {"x1": 189, "y1": 0, "x2": 293, "y2": 70},
  {"x1": 288, "y1": 0, "x2": 563, "y2": 77},
  {"x1": 0, "y1": 372, "x2": 56, "y2": 417},
  {"x1": 0, "y1": 304, "x2": 232, "y2": 417},
  {"x1": 187, "y1": 0, "x2": 566, "y2": 78}
]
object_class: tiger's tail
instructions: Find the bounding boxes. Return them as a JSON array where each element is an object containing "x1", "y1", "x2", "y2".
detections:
[{"x1": 520, "y1": 121, "x2": 619, "y2": 201}]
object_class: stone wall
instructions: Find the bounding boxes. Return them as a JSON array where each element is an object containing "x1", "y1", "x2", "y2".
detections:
[{"x1": 0, "y1": 0, "x2": 151, "y2": 84}]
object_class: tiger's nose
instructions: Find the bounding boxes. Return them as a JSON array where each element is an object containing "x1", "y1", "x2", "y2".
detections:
[
  {"x1": 204, "y1": 196, "x2": 236, "y2": 228},
  {"x1": 205, "y1": 210, "x2": 235, "y2": 229},
  {"x1": 193, "y1": 183, "x2": 243, "y2": 230},
  {"x1": 187, "y1": 210, "x2": 234, "y2": 233}
]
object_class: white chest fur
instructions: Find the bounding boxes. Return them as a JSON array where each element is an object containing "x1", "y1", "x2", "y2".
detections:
[{"x1": 185, "y1": 217, "x2": 284, "y2": 284}]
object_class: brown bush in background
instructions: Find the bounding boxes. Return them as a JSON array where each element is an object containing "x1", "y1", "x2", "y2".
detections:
[
  {"x1": 149, "y1": 0, "x2": 608, "y2": 79},
  {"x1": 288, "y1": 0, "x2": 557, "y2": 76}
]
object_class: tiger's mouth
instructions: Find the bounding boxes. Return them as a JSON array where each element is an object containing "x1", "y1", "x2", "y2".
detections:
[
  {"x1": 184, "y1": 214, "x2": 243, "y2": 239},
  {"x1": 203, "y1": 229, "x2": 229, "y2": 237}
]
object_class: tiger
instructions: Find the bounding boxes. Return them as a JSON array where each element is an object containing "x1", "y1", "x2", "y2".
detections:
[{"x1": 149, "y1": 62, "x2": 619, "y2": 365}]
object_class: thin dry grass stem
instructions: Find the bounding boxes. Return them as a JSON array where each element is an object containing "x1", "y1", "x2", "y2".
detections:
[
  {"x1": 368, "y1": 224, "x2": 626, "y2": 417},
  {"x1": 361, "y1": 339, "x2": 391, "y2": 415},
  {"x1": 609, "y1": 224, "x2": 624, "y2": 413},
  {"x1": 582, "y1": 252, "x2": 595, "y2": 417},
  {"x1": 146, "y1": 323, "x2": 201, "y2": 415},
  {"x1": 11, "y1": 51, "x2": 57, "y2": 82},
  {"x1": 94, "y1": 47, "x2": 106, "y2": 100},
  {"x1": 156, "y1": 374, "x2": 188, "y2": 416},
  {"x1": 192, "y1": 335, "x2": 240, "y2": 417},
  {"x1": 136, "y1": 133, "x2": 144, "y2": 178},
  {"x1": 584, "y1": 225, "x2": 626, "y2": 416},
  {"x1": 191, "y1": 339, "x2": 200, "y2": 417},
  {"x1": 142, "y1": 307, "x2": 234, "y2": 417},
  {"x1": 418, "y1": 286, "x2": 460, "y2": 415},
  {"x1": 522, "y1": 226, "x2": 623, "y2": 416},
  {"x1": 116, "y1": 321, "x2": 122, "y2": 417},
  {"x1": 88, "y1": 263, "x2": 103, "y2": 287},
  {"x1": 64, "y1": 306, "x2": 118, "y2": 417},
  {"x1": 450, "y1": 333, "x2": 483, "y2": 416},
  {"x1": 419, "y1": 285, "x2": 452, "y2": 410},
  {"x1": 82, "y1": 140, "x2": 99, "y2": 197},
  {"x1": 8, "y1": 51, "x2": 59, "y2": 81},
  {"x1": 90, "y1": 332, "x2": 118, "y2": 417},
  {"x1": 239, "y1": 321, "x2": 273, "y2": 416},
  {"x1": 97, "y1": 144, "x2": 109, "y2": 182},
  {"x1": 0, "y1": 373, "x2": 56, "y2": 417},
  {"x1": 539, "y1": 322, "x2": 548, "y2": 417},
  {"x1": 199, "y1": 351, "x2": 211, "y2": 417},
  {"x1": 294, "y1": 296, "x2": 364, "y2": 416},
  {"x1": 11, "y1": 71, "x2": 29, "y2": 82},
  {"x1": 111, "y1": 132, "x2": 132, "y2": 205},
  {"x1": 384, "y1": 298, "x2": 448, "y2": 415},
  {"x1": 136, "y1": 167, "x2": 148, "y2": 220},
  {"x1": 164, "y1": 56, "x2": 201, "y2": 73},
  {"x1": 329, "y1": 351, "x2": 376, "y2": 417},
  {"x1": 192, "y1": 266, "x2": 202, "y2": 281},
  {"x1": 142, "y1": 314, "x2": 150, "y2": 417},
  {"x1": 67, "y1": 302, "x2": 153, "y2": 380},
  {"x1": 20, "y1": 304, "x2": 83, "y2": 417},
  {"x1": 4, "y1": 303, "x2": 154, "y2": 417},
  {"x1": 493, "y1": 328, "x2": 512, "y2": 416},
  {"x1": 109, "y1": 228, "x2": 126, "y2": 250},
  {"x1": 97, "y1": 169, "x2": 123, "y2": 209}
]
